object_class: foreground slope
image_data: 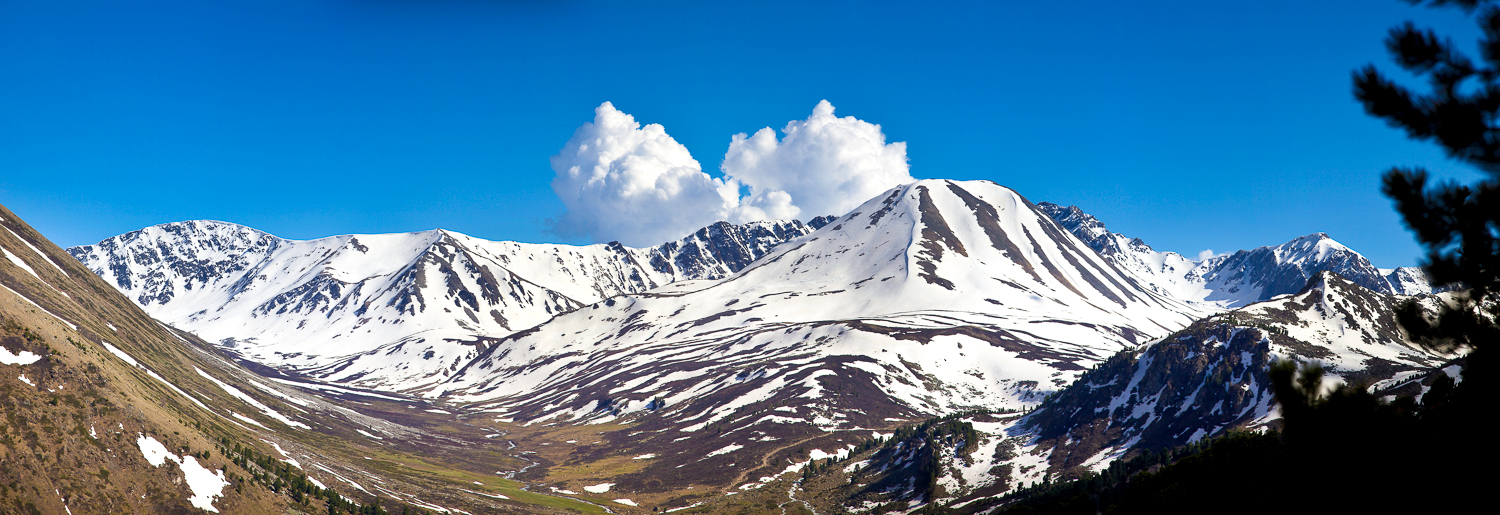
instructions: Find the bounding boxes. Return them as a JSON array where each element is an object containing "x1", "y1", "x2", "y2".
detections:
[
  {"x1": 67, "y1": 218, "x2": 820, "y2": 392},
  {"x1": 2, "y1": 203, "x2": 293, "y2": 513},
  {"x1": 4, "y1": 203, "x2": 628, "y2": 515}
]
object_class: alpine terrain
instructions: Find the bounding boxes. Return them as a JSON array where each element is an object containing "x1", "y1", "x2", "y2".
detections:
[
  {"x1": 38, "y1": 178, "x2": 1461, "y2": 514},
  {"x1": 66, "y1": 217, "x2": 830, "y2": 392}
]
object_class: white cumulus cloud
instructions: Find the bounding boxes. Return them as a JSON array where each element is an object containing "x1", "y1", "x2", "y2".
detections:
[
  {"x1": 548, "y1": 100, "x2": 914, "y2": 245},
  {"x1": 548, "y1": 102, "x2": 736, "y2": 247},
  {"x1": 722, "y1": 100, "x2": 914, "y2": 223}
]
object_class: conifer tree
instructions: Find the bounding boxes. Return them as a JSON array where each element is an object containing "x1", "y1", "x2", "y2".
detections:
[{"x1": 1354, "y1": 0, "x2": 1500, "y2": 359}]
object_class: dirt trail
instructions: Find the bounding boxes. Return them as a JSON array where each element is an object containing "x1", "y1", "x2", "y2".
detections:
[{"x1": 723, "y1": 435, "x2": 828, "y2": 492}]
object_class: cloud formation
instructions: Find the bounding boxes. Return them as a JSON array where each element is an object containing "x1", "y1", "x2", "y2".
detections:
[
  {"x1": 722, "y1": 100, "x2": 913, "y2": 223},
  {"x1": 548, "y1": 102, "x2": 734, "y2": 246},
  {"x1": 549, "y1": 100, "x2": 914, "y2": 246}
]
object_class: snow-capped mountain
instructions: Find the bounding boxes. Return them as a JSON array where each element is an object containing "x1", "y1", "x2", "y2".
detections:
[
  {"x1": 1037, "y1": 202, "x2": 1436, "y2": 306},
  {"x1": 58, "y1": 179, "x2": 1461, "y2": 509},
  {"x1": 436, "y1": 180, "x2": 1209, "y2": 426},
  {"x1": 1019, "y1": 271, "x2": 1451, "y2": 475},
  {"x1": 1381, "y1": 266, "x2": 1436, "y2": 295},
  {"x1": 66, "y1": 218, "x2": 820, "y2": 392},
  {"x1": 819, "y1": 271, "x2": 1454, "y2": 513}
]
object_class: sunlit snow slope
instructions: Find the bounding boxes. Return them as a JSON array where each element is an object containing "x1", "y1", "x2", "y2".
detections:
[
  {"x1": 67, "y1": 218, "x2": 819, "y2": 391},
  {"x1": 437, "y1": 180, "x2": 1214, "y2": 431}
]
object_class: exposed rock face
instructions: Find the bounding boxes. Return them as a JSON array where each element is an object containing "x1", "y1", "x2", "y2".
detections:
[
  {"x1": 636, "y1": 219, "x2": 816, "y2": 281},
  {"x1": 66, "y1": 218, "x2": 818, "y2": 391}
]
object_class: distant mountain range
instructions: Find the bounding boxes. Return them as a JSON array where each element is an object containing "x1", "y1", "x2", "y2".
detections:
[
  {"x1": 48, "y1": 179, "x2": 1457, "y2": 513},
  {"x1": 1036, "y1": 202, "x2": 1434, "y2": 303},
  {"x1": 66, "y1": 217, "x2": 827, "y2": 392},
  {"x1": 66, "y1": 186, "x2": 1436, "y2": 397}
]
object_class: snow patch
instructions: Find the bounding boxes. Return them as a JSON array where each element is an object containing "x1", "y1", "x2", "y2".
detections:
[
  {"x1": 704, "y1": 444, "x2": 743, "y2": 458},
  {"x1": 136, "y1": 434, "x2": 229, "y2": 512},
  {"x1": 231, "y1": 412, "x2": 267, "y2": 428},
  {"x1": 584, "y1": 483, "x2": 614, "y2": 493},
  {"x1": 99, "y1": 341, "x2": 140, "y2": 367},
  {"x1": 0, "y1": 345, "x2": 41, "y2": 365},
  {"x1": 262, "y1": 440, "x2": 301, "y2": 469},
  {"x1": 1, "y1": 284, "x2": 75, "y2": 330},
  {"x1": 196, "y1": 368, "x2": 309, "y2": 429},
  {"x1": 3, "y1": 248, "x2": 40, "y2": 281},
  {"x1": 5, "y1": 227, "x2": 68, "y2": 277}
]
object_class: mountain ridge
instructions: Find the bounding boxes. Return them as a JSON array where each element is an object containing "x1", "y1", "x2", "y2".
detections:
[
  {"x1": 1037, "y1": 202, "x2": 1437, "y2": 305},
  {"x1": 28, "y1": 180, "x2": 1469, "y2": 514},
  {"x1": 67, "y1": 217, "x2": 822, "y2": 392}
]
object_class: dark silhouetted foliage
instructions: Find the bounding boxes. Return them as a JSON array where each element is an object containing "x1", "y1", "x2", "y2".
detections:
[{"x1": 1002, "y1": 2, "x2": 1498, "y2": 512}]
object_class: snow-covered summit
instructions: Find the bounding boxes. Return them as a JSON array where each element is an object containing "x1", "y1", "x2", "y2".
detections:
[
  {"x1": 1037, "y1": 203, "x2": 1437, "y2": 307},
  {"x1": 437, "y1": 180, "x2": 1210, "y2": 426}
]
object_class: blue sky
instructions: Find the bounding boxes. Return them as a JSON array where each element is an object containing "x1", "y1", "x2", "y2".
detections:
[{"x1": 0, "y1": 0, "x2": 1487, "y2": 266}]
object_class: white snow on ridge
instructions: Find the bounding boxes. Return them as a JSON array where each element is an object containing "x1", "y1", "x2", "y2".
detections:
[
  {"x1": 5, "y1": 227, "x2": 67, "y2": 277},
  {"x1": 99, "y1": 341, "x2": 141, "y2": 367},
  {"x1": 1, "y1": 284, "x2": 76, "y2": 330},
  {"x1": 195, "y1": 367, "x2": 310, "y2": 429},
  {"x1": 3, "y1": 248, "x2": 39, "y2": 281},
  {"x1": 583, "y1": 483, "x2": 614, "y2": 493},
  {"x1": 68, "y1": 218, "x2": 813, "y2": 393}
]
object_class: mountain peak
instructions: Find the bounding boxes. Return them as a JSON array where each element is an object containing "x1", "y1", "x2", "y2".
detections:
[{"x1": 67, "y1": 216, "x2": 821, "y2": 391}]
